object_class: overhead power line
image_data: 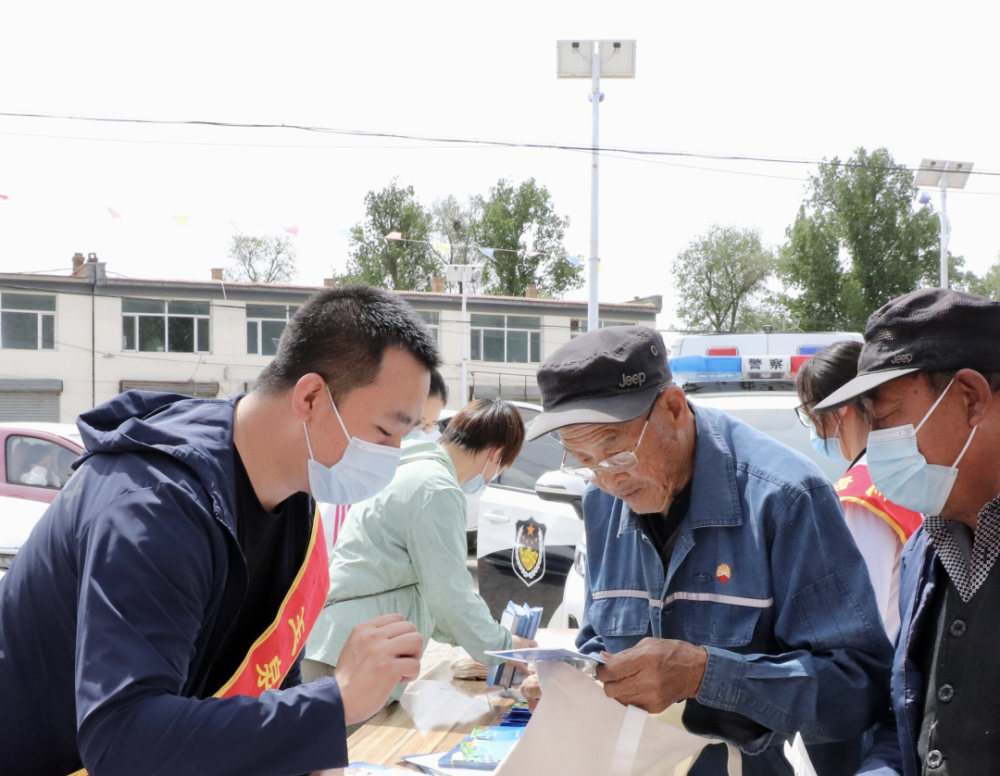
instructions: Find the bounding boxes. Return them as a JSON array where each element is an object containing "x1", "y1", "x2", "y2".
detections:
[{"x1": 1, "y1": 109, "x2": 999, "y2": 178}]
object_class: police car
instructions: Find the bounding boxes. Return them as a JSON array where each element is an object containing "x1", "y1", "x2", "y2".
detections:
[{"x1": 552, "y1": 344, "x2": 860, "y2": 628}]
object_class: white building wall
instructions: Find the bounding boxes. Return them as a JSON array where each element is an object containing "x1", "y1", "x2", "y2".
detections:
[{"x1": 0, "y1": 277, "x2": 658, "y2": 422}]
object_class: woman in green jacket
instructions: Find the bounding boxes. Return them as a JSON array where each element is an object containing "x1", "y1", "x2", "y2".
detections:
[{"x1": 303, "y1": 399, "x2": 537, "y2": 696}]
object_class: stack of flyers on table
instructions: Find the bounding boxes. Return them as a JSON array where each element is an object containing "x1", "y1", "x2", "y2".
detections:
[
  {"x1": 404, "y1": 726, "x2": 524, "y2": 775},
  {"x1": 485, "y1": 602, "x2": 542, "y2": 689},
  {"x1": 499, "y1": 704, "x2": 531, "y2": 727}
]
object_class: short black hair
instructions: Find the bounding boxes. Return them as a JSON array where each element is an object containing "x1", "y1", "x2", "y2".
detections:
[
  {"x1": 440, "y1": 398, "x2": 525, "y2": 467},
  {"x1": 797, "y1": 341, "x2": 864, "y2": 414},
  {"x1": 429, "y1": 369, "x2": 449, "y2": 403},
  {"x1": 254, "y1": 285, "x2": 440, "y2": 400}
]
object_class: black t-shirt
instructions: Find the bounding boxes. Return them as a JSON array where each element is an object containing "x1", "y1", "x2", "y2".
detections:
[
  {"x1": 200, "y1": 448, "x2": 313, "y2": 696},
  {"x1": 636, "y1": 482, "x2": 692, "y2": 569}
]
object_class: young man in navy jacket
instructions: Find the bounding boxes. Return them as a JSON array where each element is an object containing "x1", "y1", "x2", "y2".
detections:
[{"x1": 0, "y1": 285, "x2": 438, "y2": 776}]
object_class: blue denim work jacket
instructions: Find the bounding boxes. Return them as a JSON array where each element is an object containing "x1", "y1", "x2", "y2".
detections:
[{"x1": 576, "y1": 403, "x2": 893, "y2": 772}]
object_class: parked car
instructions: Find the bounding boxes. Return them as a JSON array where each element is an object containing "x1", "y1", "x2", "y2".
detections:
[
  {"x1": 554, "y1": 377, "x2": 853, "y2": 629},
  {"x1": 0, "y1": 423, "x2": 85, "y2": 504},
  {"x1": 670, "y1": 330, "x2": 862, "y2": 359},
  {"x1": 0, "y1": 495, "x2": 49, "y2": 580}
]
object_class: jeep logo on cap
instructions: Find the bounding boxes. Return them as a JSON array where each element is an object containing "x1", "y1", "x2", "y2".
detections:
[
  {"x1": 891, "y1": 353, "x2": 914, "y2": 364},
  {"x1": 619, "y1": 372, "x2": 646, "y2": 388}
]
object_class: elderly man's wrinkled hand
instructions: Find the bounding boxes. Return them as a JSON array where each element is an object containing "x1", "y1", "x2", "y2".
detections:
[
  {"x1": 520, "y1": 672, "x2": 542, "y2": 712},
  {"x1": 596, "y1": 638, "x2": 708, "y2": 714}
]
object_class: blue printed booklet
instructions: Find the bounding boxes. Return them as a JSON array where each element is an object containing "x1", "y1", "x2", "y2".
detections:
[
  {"x1": 438, "y1": 736, "x2": 520, "y2": 770},
  {"x1": 484, "y1": 647, "x2": 606, "y2": 664}
]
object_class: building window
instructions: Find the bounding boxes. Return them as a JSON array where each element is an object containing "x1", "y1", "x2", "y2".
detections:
[
  {"x1": 246, "y1": 304, "x2": 298, "y2": 356},
  {"x1": 122, "y1": 299, "x2": 211, "y2": 353},
  {"x1": 417, "y1": 311, "x2": 440, "y2": 343},
  {"x1": 470, "y1": 314, "x2": 541, "y2": 363},
  {"x1": 570, "y1": 319, "x2": 636, "y2": 338},
  {"x1": 0, "y1": 293, "x2": 56, "y2": 350}
]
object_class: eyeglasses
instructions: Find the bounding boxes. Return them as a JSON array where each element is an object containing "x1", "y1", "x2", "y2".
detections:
[
  {"x1": 560, "y1": 407, "x2": 654, "y2": 482},
  {"x1": 795, "y1": 405, "x2": 815, "y2": 429}
]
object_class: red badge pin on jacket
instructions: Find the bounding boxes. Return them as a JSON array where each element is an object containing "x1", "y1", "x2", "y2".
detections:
[{"x1": 716, "y1": 563, "x2": 731, "y2": 584}]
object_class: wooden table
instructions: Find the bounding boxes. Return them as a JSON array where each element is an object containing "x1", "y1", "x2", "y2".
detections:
[{"x1": 345, "y1": 629, "x2": 578, "y2": 769}]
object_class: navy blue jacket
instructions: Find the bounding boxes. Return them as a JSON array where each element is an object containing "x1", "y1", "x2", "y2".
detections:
[
  {"x1": 859, "y1": 528, "x2": 948, "y2": 776},
  {"x1": 577, "y1": 404, "x2": 893, "y2": 775},
  {"x1": 0, "y1": 392, "x2": 347, "y2": 776}
]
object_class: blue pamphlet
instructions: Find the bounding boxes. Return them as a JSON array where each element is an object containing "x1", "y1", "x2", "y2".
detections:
[{"x1": 484, "y1": 647, "x2": 606, "y2": 664}]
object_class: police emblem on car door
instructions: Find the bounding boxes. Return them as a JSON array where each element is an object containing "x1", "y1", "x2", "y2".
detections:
[{"x1": 512, "y1": 517, "x2": 546, "y2": 587}]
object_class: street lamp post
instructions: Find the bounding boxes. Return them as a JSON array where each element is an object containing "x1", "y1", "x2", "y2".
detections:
[
  {"x1": 557, "y1": 39, "x2": 636, "y2": 331},
  {"x1": 915, "y1": 158, "x2": 974, "y2": 288},
  {"x1": 446, "y1": 263, "x2": 484, "y2": 404}
]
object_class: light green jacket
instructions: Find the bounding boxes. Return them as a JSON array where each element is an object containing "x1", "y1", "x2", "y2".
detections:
[{"x1": 304, "y1": 441, "x2": 512, "y2": 698}]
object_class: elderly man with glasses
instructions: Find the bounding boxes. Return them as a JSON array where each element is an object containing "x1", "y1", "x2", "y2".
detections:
[{"x1": 521, "y1": 326, "x2": 892, "y2": 776}]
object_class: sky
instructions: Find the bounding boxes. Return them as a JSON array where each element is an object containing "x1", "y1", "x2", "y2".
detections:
[{"x1": 1, "y1": 0, "x2": 998, "y2": 327}]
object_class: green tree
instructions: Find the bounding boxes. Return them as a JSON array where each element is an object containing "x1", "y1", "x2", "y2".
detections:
[
  {"x1": 341, "y1": 179, "x2": 440, "y2": 291},
  {"x1": 472, "y1": 178, "x2": 581, "y2": 297},
  {"x1": 967, "y1": 254, "x2": 1000, "y2": 300},
  {"x1": 672, "y1": 225, "x2": 777, "y2": 332},
  {"x1": 780, "y1": 147, "x2": 940, "y2": 330},
  {"x1": 430, "y1": 194, "x2": 482, "y2": 272},
  {"x1": 225, "y1": 234, "x2": 297, "y2": 284}
]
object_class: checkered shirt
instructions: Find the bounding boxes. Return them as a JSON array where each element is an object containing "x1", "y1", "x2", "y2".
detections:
[{"x1": 925, "y1": 495, "x2": 1000, "y2": 603}]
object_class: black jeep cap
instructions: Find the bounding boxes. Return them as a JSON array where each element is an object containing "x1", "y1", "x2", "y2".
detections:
[
  {"x1": 814, "y1": 288, "x2": 1000, "y2": 412},
  {"x1": 526, "y1": 326, "x2": 671, "y2": 441}
]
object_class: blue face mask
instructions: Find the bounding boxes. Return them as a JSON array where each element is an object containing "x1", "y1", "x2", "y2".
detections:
[
  {"x1": 304, "y1": 385, "x2": 402, "y2": 505},
  {"x1": 810, "y1": 426, "x2": 846, "y2": 462},
  {"x1": 461, "y1": 455, "x2": 499, "y2": 497},
  {"x1": 866, "y1": 379, "x2": 977, "y2": 516}
]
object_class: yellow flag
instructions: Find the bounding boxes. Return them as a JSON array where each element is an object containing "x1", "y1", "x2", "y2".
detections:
[{"x1": 598, "y1": 260, "x2": 604, "y2": 274}]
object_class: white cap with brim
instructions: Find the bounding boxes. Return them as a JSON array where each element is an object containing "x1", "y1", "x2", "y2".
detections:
[{"x1": 812, "y1": 367, "x2": 920, "y2": 412}]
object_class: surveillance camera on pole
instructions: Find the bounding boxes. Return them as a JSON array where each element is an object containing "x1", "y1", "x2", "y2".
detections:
[
  {"x1": 556, "y1": 39, "x2": 636, "y2": 331},
  {"x1": 446, "y1": 264, "x2": 485, "y2": 403},
  {"x1": 915, "y1": 159, "x2": 974, "y2": 288}
]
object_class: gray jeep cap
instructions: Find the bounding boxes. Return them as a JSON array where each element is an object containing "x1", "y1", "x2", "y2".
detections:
[
  {"x1": 814, "y1": 288, "x2": 1000, "y2": 412},
  {"x1": 526, "y1": 326, "x2": 671, "y2": 441}
]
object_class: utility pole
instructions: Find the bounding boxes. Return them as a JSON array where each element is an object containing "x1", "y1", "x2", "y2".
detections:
[
  {"x1": 915, "y1": 159, "x2": 974, "y2": 288},
  {"x1": 556, "y1": 39, "x2": 636, "y2": 332}
]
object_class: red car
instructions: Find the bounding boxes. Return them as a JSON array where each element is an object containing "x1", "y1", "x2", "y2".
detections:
[{"x1": 0, "y1": 423, "x2": 85, "y2": 504}]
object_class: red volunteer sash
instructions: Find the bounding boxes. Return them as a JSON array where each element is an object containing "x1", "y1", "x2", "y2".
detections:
[
  {"x1": 69, "y1": 508, "x2": 330, "y2": 776},
  {"x1": 834, "y1": 463, "x2": 922, "y2": 543}
]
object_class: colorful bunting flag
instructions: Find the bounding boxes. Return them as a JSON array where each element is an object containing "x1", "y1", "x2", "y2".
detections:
[
  {"x1": 230, "y1": 221, "x2": 243, "y2": 232},
  {"x1": 108, "y1": 208, "x2": 122, "y2": 219},
  {"x1": 283, "y1": 226, "x2": 299, "y2": 236},
  {"x1": 384, "y1": 231, "x2": 402, "y2": 240},
  {"x1": 337, "y1": 228, "x2": 352, "y2": 237},
  {"x1": 0, "y1": 194, "x2": 8, "y2": 201},
  {"x1": 567, "y1": 255, "x2": 583, "y2": 267},
  {"x1": 434, "y1": 242, "x2": 451, "y2": 255},
  {"x1": 478, "y1": 247, "x2": 495, "y2": 260},
  {"x1": 173, "y1": 216, "x2": 189, "y2": 227},
  {"x1": 525, "y1": 250, "x2": 542, "y2": 258}
]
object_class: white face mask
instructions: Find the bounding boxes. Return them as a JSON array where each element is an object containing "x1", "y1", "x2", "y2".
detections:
[
  {"x1": 461, "y1": 453, "x2": 500, "y2": 497},
  {"x1": 304, "y1": 385, "x2": 402, "y2": 505},
  {"x1": 866, "y1": 378, "x2": 977, "y2": 517}
]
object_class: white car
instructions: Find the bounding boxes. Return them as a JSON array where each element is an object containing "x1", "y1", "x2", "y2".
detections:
[
  {"x1": 554, "y1": 389, "x2": 851, "y2": 629},
  {"x1": 0, "y1": 495, "x2": 49, "y2": 581}
]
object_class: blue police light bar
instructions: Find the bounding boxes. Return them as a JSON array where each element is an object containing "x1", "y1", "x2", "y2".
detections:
[
  {"x1": 669, "y1": 355, "x2": 743, "y2": 382},
  {"x1": 797, "y1": 345, "x2": 825, "y2": 356}
]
